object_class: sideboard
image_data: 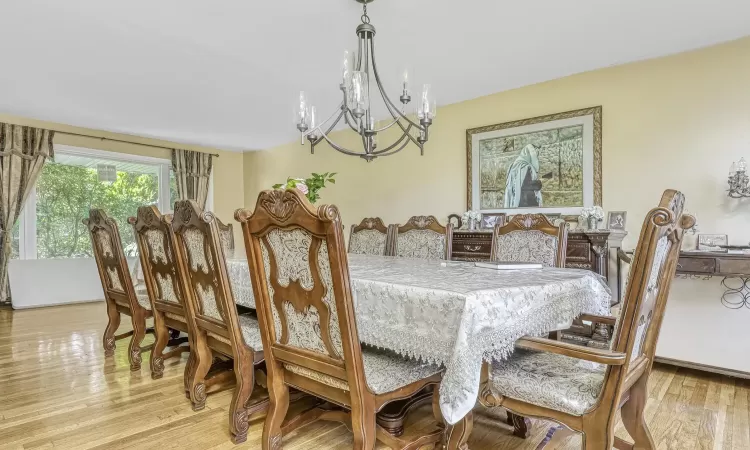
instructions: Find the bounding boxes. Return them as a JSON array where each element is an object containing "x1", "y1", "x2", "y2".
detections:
[{"x1": 451, "y1": 229, "x2": 611, "y2": 278}]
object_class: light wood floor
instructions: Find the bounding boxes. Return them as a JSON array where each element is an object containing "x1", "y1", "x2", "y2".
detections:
[{"x1": 1, "y1": 302, "x2": 748, "y2": 449}]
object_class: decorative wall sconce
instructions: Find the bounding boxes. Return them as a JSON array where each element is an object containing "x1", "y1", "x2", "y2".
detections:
[{"x1": 727, "y1": 158, "x2": 750, "y2": 198}]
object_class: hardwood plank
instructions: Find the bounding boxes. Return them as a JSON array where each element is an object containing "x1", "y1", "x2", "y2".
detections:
[{"x1": 0, "y1": 302, "x2": 746, "y2": 450}]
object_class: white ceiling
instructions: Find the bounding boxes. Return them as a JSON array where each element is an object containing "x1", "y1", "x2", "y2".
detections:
[{"x1": 1, "y1": 0, "x2": 749, "y2": 152}]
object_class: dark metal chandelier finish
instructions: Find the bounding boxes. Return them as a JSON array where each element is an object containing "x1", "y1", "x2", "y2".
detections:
[{"x1": 294, "y1": 0, "x2": 436, "y2": 162}]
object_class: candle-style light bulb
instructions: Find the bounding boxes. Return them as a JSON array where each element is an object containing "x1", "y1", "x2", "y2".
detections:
[
  {"x1": 349, "y1": 71, "x2": 369, "y2": 117},
  {"x1": 295, "y1": 91, "x2": 309, "y2": 132},
  {"x1": 417, "y1": 84, "x2": 436, "y2": 121},
  {"x1": 403, "y1": 69, "x2": 409, "y2": 91},
  {"x1": 739, "y1": 158, "x2": 747, "y2": 172},
  {"x1": 730, "y1": 162, "x2": 738, "y2": 175}
]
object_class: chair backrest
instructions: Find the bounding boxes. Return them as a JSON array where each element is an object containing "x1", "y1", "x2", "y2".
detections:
[
  {"x1": 216, "y1": 218, "x2": 235, "y2": 255},
  {"x1": 393, "y1": 215, "x2": 453, "y2": 260},
  {"x1": 170, "y1": 200, "x2": 243, "y2": 350},
  {"x1": 348, "y1": 217, "x2": 391, "y2": 256},
  {"x1": 614, "y1": 190, "x2": 692, "y2": 372},
  {"x1": 84, "y1": 209, "x2": 142, "y2": 313},
  {"x1": 236, "y1": 189, "x2": 369, "y2": 401},
  {"x1": 490, "y1": 213, "x2": 568, "y2": 267},
  {"x1": 130, "y1": 205, "x2": 187, "y2": 321}
]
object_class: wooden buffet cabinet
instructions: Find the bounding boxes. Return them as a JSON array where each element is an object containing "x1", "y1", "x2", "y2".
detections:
[{"x1": 452, "y1": 229, "x2": 611, "y2": 279}]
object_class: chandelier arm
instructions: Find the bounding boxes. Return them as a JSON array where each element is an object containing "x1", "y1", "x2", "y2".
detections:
[
  {"x1": 370, "y1": 117, "x2": 401, "y2": 133},
  {"x1": 343, "y1": 108, "x2": 362, "y2": 133},
  {"x1": 318, "y1": 132, "x2": 375, "y2": 157},
  {"x1": 369, "y1": 37, "x2": 426, "y2": 131},
  {"x1": 303, "y1": 103, "x2": 347, "y2": 139},
  {"x1": 367, "y1": 125, "x2": 414, "y2": 155},
  {"x1": 368, "y1": 135, "x2": 414, "y2": 157},
  {"x1": 309, "y1": 109, "x2": 346, "y2": 146}
]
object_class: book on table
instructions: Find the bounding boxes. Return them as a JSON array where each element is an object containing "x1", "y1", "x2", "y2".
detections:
[{"x1": 474, "y1": 261, "x2": 543, "y2": 270}]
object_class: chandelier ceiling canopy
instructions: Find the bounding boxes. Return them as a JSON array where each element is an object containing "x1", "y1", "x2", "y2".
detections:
[{"x1": 294, "y1": 0, "x2": 436, "y2": 161}]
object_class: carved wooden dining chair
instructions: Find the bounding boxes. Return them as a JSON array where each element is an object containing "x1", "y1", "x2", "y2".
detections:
[
  {"x1": 236, "y1": 189, "x2": 444, "y2": 450},
  {"x1": 84, "y1": 209, "x2": 153, "y2": 371},
  {"x1": 170, "y1": 199, "x2": 267, "y2": 444},
  {"x1": 129, "y1": 206, "x2": 190, "y2": 380},
  {"x1": 478, "y1": 190, "x2": 693, "y2": 450},
  {"x1": 216, "y1": 217, "x2": 235, "y2": 255},
  {"x1": 490, "y1": 213, "x2": 568, "y2": 267},
  {"x1": 348, "y1": 217, "x2": 392, "y2": 256},
  {"x1": 392, "y1": 215, "x2": 453, "y2": 260}
]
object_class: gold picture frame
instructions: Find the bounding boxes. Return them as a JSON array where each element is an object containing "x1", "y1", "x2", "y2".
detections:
[{"x1": 466, "y1": 106, "x2": 602, "y2": 214}]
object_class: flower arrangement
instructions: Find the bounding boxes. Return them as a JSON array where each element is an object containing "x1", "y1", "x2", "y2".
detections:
[
  {"x1": 462, "y1": 210, "x2": 482, "y2": 229},
  {"x1": 580, "y1": 206, "x2": 605, "y2": 229},
  {"x1": 273, "y1": 172, "x2": 336, "y2": 204}
]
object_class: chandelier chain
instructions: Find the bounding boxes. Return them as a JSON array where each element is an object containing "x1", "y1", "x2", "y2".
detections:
[{"x1": 361, "y1": 4, "x2": 370, "y2": 24}]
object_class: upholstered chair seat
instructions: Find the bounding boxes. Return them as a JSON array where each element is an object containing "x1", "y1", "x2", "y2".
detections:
[
  {"x1": 489, "y1": 349, "x2": 605, "y2": 416},
  {"x1": 238, "y1": 314, "x2": 264, "y2": 350},
  {"x1": 361, "y1": 347, "x2": 443, "y2": 394},
  {"x1": 285, "y1": 347, "x2": 442, "y2": 394}
]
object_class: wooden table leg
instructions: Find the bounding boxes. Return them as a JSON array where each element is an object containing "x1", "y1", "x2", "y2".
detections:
[
  {"x1": 441, "y1": 411, "x2": 473, "y2": 450},
  {"x1": 507, "y1": 411, "x2": 531, "y2": 438}
]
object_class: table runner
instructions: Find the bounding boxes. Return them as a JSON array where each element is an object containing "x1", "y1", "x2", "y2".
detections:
[{"x1": 226, "y1": 254, "x2": 610, "y2": 424}]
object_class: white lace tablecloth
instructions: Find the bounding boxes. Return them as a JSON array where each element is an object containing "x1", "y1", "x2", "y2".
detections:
[{"x1": 226, "y1": 254, "x2": 610, "y2": 425}]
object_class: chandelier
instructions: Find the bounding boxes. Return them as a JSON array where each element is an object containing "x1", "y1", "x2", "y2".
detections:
[
  {"x1": 728, "y1": 157, "x2": 750, "y2": 198},
  {"x1": 294, "y1": 0, "x2": 436, "y2": 162}
]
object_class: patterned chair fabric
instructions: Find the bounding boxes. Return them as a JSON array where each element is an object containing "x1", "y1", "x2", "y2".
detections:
[
  {"x1": 259, "y1": 227, "x2": 345, "y2": 357},
  {"x1": 489, "y1": 349, "x2": 605, "y2": 415},
  {"x1": 394, "y1": 215, "x2": 452, "y2": 260},
  {"x1": 350, "y1": 229, "x2": 388, "y2": 256},
  {"x1": 216, "y1": 218, "x2": 235, "y2": 255},
  {"x1": 491, "y1": 214, "x2": 567, "y2": 268},
  {"x1": 238, "y1": 315, "x2": 264, "y2": 350},
  {"x1": 493, "y1": 230, "x2": 558, "y2": 267},
  {"x1": 349, "y1": 217, "x2": 391, "y2": 256}
]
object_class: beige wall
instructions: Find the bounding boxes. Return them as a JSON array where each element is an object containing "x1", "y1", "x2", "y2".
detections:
[
  {"x1": 0, "y1": 113, "x2": 246, "y2": 245},
  {"x1": 245, "y1": 36, "x2": 750, "y2": 249},
  {"x1": 244, "y1": 36, "x2": 750, "y2": 373}
]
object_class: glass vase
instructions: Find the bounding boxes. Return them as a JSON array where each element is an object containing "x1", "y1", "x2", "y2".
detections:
[{"x1": 587, "y1": 216, "x2": 597, "y2": 230}]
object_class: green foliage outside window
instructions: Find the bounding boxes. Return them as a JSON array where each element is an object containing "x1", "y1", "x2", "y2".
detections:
[{"x1": 35, "y1": 163, "x2": 158, "y2": 258}]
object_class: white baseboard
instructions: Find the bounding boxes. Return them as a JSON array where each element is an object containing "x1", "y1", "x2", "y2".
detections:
[
  {"x1": 655, "y1": 356, "x2": 750, "y2": 380},
  {"x1": 12, "y1": 298, "x2": 104, "y2": 310}
]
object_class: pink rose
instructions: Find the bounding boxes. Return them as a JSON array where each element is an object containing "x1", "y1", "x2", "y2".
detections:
[{"x1": 296, "y1": 182, "x2": 309, "y2": 195}]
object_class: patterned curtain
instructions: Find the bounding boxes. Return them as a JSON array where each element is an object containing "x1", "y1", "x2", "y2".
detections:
[
  {"x1": 171, "y1": 149, "x2": 213, "y2": 209},
  {"x1": 0, "y1": 124, "x2": 55, "y2": 304}
]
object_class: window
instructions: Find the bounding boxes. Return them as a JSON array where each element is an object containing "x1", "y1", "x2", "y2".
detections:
[{"x1": 16, "y1": 146, "x2": 173, "y2": 259}]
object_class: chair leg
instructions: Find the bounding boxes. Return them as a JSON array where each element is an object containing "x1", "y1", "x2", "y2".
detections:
[
  {"x1": 128, "y1": 312, "x2": 147, "y2": 371},
  {"x1": 183, "y1": 341, "x2": 196, "y2": 398},
  {"x1": 187, "y1": 332, "x2": 212, "y2": 411},
  {"x1": 620, "y1": 377, "x2": 655, "y2": 450},
  {"x1": 229, "y1": 352, "x2": 255, "y2": 444},
  {"x1": 150, "y1": 310, "x2": 169, "y2": 379},
  {"x1": 102, "y1": 299, "x2": 121, "y2": 357},
  {"x1": 262, "y1": 362, "x2": 290, "y2": 450},
  {"x1": 442, "y1": 411, "x2": 473, "y2": 450},
  {"x1": 351, "y1": 403, "x2": 377, "y2": 450},
  {"x1": 507, "y1": 411, "x2": 531, "y2": 438},
  {"x1": 581, "y1": 427, "x2": 614, "y2": 450}
]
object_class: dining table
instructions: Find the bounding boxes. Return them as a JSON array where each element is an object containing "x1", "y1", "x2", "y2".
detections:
[{"x1": 226, "y1": 253, "x2": 611, "y2": 445}]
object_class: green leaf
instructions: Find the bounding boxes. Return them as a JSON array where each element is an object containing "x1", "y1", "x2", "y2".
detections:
[
  {"x1": 328, "y1": 179, "x2": 336, "y2": 184},
  {"x1": 272, "y1": 183, "x2": 282, "y2": 189}
]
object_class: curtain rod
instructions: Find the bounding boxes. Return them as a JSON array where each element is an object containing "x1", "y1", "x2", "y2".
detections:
[{"x1": 55, "y1": 131, "x2": 220, "y2": 157}]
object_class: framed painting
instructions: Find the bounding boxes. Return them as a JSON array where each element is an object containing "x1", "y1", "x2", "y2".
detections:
[{"x1": 466, "y1": 106, "x2": 602, "y2": 216}]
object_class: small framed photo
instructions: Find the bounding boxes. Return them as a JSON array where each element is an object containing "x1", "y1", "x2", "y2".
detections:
[
  {"x1": 607, "y1": 211, "x2": 627, "y2": 230},
  {"x1": 697, "y1": 234, "x2": 728, "y2": 252},
  {"x1": 481, "y1": 213, "x2": 507, "y2": 229}
]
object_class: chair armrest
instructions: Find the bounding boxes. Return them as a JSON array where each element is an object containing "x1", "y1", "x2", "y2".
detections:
[
  {"x1": 515, "y1": 336, "x2": 626, "y2": 365},
  {"x1": 578, "y1": 313, "x2": 617, "y2": 326}
]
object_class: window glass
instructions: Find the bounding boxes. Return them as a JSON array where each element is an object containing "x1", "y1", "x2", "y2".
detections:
[{"x1": 35, "y1": 154, "x2": 160, "y2": 258}]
